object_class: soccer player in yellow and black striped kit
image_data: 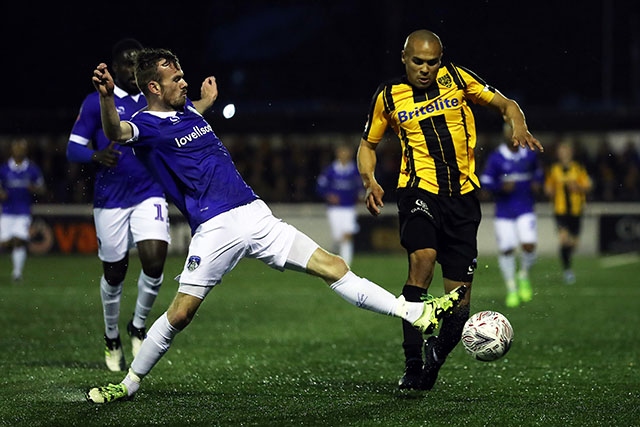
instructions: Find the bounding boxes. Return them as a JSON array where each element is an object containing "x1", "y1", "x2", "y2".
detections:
[
  {"x1": 357, "y1": 29, "x2": 544, "y2": 391},
  {"x1": 544, "y1": 141, "x2": 592, "y2": 284}
]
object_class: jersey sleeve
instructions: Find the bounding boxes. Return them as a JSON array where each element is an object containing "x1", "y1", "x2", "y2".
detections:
[
  {"x1": 455, "y1": 65, "x2": 496, "y2": 106},
  {"x1": 67, "y1": 94, "x2": 102, "y2": 162},
  {"x1": 361, "y1": 84, "x2": 390, "y2": 144}
]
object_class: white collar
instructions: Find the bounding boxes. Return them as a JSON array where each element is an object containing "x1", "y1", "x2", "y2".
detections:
[
  {"x1": 114, "y1": 84, "x2": 143, "y2": 103},
  {"x1": 8, "y1": 158, "x2": 29, "y2": 172}
]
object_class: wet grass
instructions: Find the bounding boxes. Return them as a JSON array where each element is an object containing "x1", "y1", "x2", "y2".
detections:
[{"x1": 0, "y1": 252, "x2": 638, "y2": 426}]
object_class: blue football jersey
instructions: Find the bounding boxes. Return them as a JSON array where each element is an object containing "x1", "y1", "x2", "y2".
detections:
[
  {"x1": 125, "y1": 99, "x2": 258, "y2": 234},
  {"x1": 480, "y1": 144, "x2": 544, "y2": 219},
  {"x1": 67, "y1": 86, "x2": 165, "y2": 208},
  {"x1": 316, "y1": 160, "x2": 362, "y2": 207},
  {"x1": 0, "y1": 159, "x2": 44, "y2": 215}
]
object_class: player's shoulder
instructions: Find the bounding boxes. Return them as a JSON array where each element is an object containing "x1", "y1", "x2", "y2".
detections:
[
  {"x1": 443, "y1": 62, "x2": 489, "y2": 87},
  {"x1": 372, "y1": 76, "x2": 406, "y2": 95},
  {"x1": 77, "y1": 91, "x2": 100, "y2": 109}
]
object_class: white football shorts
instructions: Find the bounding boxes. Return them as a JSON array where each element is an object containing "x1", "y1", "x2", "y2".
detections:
[
  {"x1": 93, "y1": 196, "x2": 171, "y2": 262},
  {"x1": 326, "y1": 206, "x2": 359, "y2": 241},
  {"x1": 494, "y1": 212, "x2": 537, "y2": 252},
  {"x1": 177, "y1": 199, "x2": 319, "y2": 300},
  {"x1": 0, "y1": 214, "x2": 31, "y2": 242}
]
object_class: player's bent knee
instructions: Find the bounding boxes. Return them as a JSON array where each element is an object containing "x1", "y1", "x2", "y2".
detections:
[{"x1": 307, "y1": 247, "x2": 349, "y2": 283}]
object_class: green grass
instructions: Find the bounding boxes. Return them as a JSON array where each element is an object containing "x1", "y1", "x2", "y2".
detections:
[{"x1": 0, "y1": 252, "x2": 638, "y2": 427}]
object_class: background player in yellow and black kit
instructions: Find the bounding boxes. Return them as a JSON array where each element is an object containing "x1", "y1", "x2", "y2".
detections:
[
  {"x1": 544, "y1": 141, "x2": 592, "y2": 284},
  {"x1": 357, "y1": 29, "x2": 544, "y2": 391}
]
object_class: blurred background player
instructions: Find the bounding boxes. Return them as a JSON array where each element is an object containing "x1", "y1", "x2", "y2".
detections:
[
  {"x1": 66, "y1": 38, "x2": 170, "y2": 371},
  {"x1": 0, "y1": 138, "x2": 46, "y2": 283},
  {"x1": 544, "y1": 140, "x2": 592, "y2": 284},
  {"x1": 315, "y1": 143, "x2": 363, "y2": 266},
  {"x1": 480, "y1": 123, "x2": 544, "y2": 307}
]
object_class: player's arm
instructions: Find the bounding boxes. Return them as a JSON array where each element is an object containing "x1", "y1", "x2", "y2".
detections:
[
  {"x1": 357, "y1": 138, "x2": 384, "y2": 216},
  {"x1": 488, "y1": 91, "x2": 543, "y2": 152},
  {"x1": 192, "y1": 76, "x2": 218, "y2": 114},
  {"x1": 92, "y1": 63, "x2": 133, "y2": 142},
  {"x1": 543, "y1": 169, "x2": 556, "y2": 198},
  {"x1": 29, "y1": 174, "x2": 46, "y2": 196},
  {"x1": 67, "y1": 141, "x2": 121, "y2": 167}
]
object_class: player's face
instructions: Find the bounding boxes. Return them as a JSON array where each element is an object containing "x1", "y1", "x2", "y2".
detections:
[
  {"x1": 11, "y1": 140, "x2": 28, "y2": 161},
  {"x1": 402, "y1": 40, "x2": 442, "y2": 90},
  {"x1": 113, "y1": 49, "x2": 140, "y2": 95},
  {"x1": 157, "y1": 60, "x2": 188, "y2": 110}
]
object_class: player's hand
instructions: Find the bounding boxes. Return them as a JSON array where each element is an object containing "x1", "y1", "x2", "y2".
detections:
[
  {"x1": 512, "y1": 129, "x2": 543, "y2": 152},
  {"x1": 364, "y1": 183, "x2": 384, "y2": 216},
  {"x1": 200, "y1": 76, "x2": 218, "y2": 105},
  {"x1": 326, "y1": 194, "x2": 340, "y2": 205},
  {"x1": 92, "y1": 141, "x2": 121, "y2": 167},
  {"x1": 501, "y1": 181, "x2": 516, "y2": 193},
  {"x1": 92, "y1": 63, "x2": 115, "y2": 96}
]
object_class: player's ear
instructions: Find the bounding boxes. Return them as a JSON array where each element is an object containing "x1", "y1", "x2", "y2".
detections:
[
  {"x1": 401, "y1": 50, "x2": 406, "y2": 64},
  {"x1": 148, "y1": 81, "x2": 161, "y2": 95}
]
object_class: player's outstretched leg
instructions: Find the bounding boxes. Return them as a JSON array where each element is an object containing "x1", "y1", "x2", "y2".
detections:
[
  {"x1": 410, "y1": 285, "x2": 467, "y2": 334},
  {"x1": 86, "y1": 369, "x2": 142, "y2": 404}
]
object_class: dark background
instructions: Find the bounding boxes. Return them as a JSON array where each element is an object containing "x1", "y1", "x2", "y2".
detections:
[{"x1": 2, "y1": 0, "x2": 639, "y2": 133}]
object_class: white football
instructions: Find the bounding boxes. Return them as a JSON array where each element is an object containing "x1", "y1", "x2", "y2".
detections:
[{"x1": 461, "y1": 310, "x2": 513, "y2": 361}]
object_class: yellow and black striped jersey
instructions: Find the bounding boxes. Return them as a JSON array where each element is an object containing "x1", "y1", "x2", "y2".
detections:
[
  {"x1": 545, "y1": 161, "x2": 592, "y2": 216},
  {"x1": 362, "y1": 63, "x2": 496, "y2": 196}
]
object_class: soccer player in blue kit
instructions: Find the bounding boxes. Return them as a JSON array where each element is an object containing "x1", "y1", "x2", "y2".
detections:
[
  {"x1": 85, "y1": 48, "x2": 468, "y2": 403},
  {"x1": 315, "y1": 143, "x2": 363, "y2": 266},
  {"x1": 0, "y1": 138, "x2": 46, "y2": 282},
  {"x1": 480, "y1": 124, "x2": 544, "y2": 307},
  {"x1": 67, "y1": 39, "x2": 170, "y2": 371}
]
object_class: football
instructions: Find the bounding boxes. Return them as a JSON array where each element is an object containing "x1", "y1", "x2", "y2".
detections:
[{"x1": 461, "y1": 310, "x2": 513, "y2": 361}]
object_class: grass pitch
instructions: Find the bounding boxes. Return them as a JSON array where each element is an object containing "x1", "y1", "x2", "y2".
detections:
[{"x1": 0, "y1": 252, "x2": 638, "y2": 426}]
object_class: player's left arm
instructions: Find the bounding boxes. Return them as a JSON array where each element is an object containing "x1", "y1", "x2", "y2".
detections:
[
  {"x1": 488, "y1": 91, "x2": 544, "y2": 152},
  {"x1": 29, "y1": 171, "x2": 46, "y2": 196},
  {"x1": 193, "y1": 76, "x2": 218, "y2": 114}
]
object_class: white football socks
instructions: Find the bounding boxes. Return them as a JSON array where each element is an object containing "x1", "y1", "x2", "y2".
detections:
[
  {"x1": 339, "y1": 241, "x2": 353, "y2": 266},
  {"x1": 100, "y1": 275, "x2": 123, "y2": 339},
  {"x1": 133, "y1": 272, "x2": 163, "y2": 329},
  {"x1": 130, "y1": 312, "x2": 179, "y2": 377},
  {"x1": 498, "y1": 254, "x2": 517, "y2": 292},
  {"x1": 330, "y1": 271, "x2": 397, "y2": 316},
  {"x1": 11, "y1": 246, "x2": 26, "y2": 279}
]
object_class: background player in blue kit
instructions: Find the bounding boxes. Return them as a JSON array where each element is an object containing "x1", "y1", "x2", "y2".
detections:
[
  {"x1": 480, "y1": 124, "x2": 545, "y2": 307},
  {"x1": 316, "y1": 143, "x2": 362, "y2": 266},
  {"x1": 67, "y1": 39, "x2": 171, "y2": 371},
  {"x1": 0, "y1": 138, "x2": 46, "y2": 283},
  {"x1": 84, "y1": 48, "x2": 467, "y2": 403}
]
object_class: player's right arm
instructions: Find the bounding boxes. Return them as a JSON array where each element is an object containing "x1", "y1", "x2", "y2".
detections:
[
  {"x1": 92, "y1": 63, "x2": 134, "y2": 142},
  {"x1": 357, "y1": 138, "x2": 384, "y2": 216}
]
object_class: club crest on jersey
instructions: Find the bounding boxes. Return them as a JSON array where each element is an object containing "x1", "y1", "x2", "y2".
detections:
[
  {"x1": 437, "y1": 74, "x2": 453, "y2": 88},
  {"x1": 187, "y1": 255, "x2": 201, "y2": 271}
]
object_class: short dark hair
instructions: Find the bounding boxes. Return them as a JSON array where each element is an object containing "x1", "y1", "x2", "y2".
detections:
[
  {"x1": 135, "y1": 48, "x2": 180, "y2": 96},
  {"x1": 112, "y1": 38, "x2": 143, "y2": 61}
]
